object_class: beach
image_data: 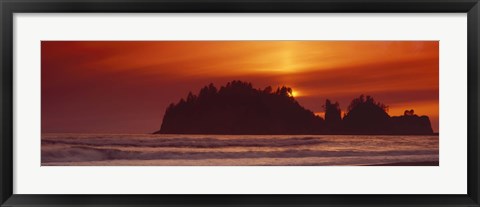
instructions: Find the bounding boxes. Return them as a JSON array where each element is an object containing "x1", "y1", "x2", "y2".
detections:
[{"x1": 41, "y1": 133, "x2": 439, "y2": 166}]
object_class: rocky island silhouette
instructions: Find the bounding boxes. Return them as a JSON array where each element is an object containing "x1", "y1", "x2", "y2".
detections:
[{"x1": 156, "y1": 81, "x2": 434, "y2": 135}]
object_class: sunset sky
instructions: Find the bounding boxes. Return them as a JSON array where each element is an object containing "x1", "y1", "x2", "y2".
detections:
[{"x1": 41, "y1": 41, "x2": 439, "y2": 133}]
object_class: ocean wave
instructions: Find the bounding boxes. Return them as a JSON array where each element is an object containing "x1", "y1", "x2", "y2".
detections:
[
  {"x1": 42, "y1": 137, "x2": 325, "y2": 148},
  {"x1": 41, "y1": 146, "x2": 438, "y2": 163}
]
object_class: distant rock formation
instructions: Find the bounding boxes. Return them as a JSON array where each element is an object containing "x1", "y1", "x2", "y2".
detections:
[
  {"x1": 155, "y1": 81, "x2": 435, "y2": 135},
  {"x1": 342, "y1": 95, "x2": 392, "y2": 134},
  {"x1": 334, "y1": 95, "x2": 434, "y2": 135},
  {"x1": 156, "y1": 81, "x2": 325, "y2": 134},
  {"x1": 324, "y1": 99, "x2": 342, "y2": 133},
  {"x1": 390, "y1": 113, "x2": 434, "y2": 135}
]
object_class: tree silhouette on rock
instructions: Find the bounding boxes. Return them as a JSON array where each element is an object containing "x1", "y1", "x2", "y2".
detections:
[
  {"x1": 155, "y1": 81, "x2": 435, "y2": 135},
  {"x1": 390, "y1": 111, "x2": 434, "y2": 134},
  {"x1": 157, "y1": 80, "x2": 325, "y2": 134},
  {"x1": 342, "y1": 95, "x2": 392, "y2": 134},
  {"x1": 324, "y1": 99, "x2": 342, "y2": 133}
]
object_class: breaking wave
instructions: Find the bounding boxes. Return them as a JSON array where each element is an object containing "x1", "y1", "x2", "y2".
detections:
[
  {"x1": 42, "y1": 136, "x2": 325, "y2": 148},
  {"x1": 41, "y1": 133, "x2": 440, "y2": 165},
  {"x1": 41, "y1": 146, "x2": 438, "y2": 163}
]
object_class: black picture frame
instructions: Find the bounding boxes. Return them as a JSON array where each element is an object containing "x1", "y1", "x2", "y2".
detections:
[{"x1": 1, "y1": 0, "x2": 479, "y2": 206}]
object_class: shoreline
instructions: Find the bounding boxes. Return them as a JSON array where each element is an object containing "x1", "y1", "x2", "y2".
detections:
[
  {"x1": 42, "y1": 160, "x2": 440, "y2": 166},
  {"x1": 365, "y1": 161, "x2": 439, "y2": 166}
]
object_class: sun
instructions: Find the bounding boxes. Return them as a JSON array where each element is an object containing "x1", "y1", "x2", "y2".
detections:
[{"x1": 290, "y1": 90, "x2": 299, "y2": 97}]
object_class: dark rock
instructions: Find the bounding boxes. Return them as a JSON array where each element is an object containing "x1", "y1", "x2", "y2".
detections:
[
  {"x1": 155, "y1": 81, "x2": 435, "y2": 135},
  {"x1": 342, "y1": 95, "x2": 392, "y2": 134},
  {"x1": 156, "y1": 81, "x2": 325, "y2": 134},
  {"x1": 390, "y1": 115, "x2": 434, "y2": 135}
]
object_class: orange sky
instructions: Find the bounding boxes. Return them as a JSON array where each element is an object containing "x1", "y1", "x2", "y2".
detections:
[{"x1": 41, "y1": 41, "x2": 439, "y2": 133}]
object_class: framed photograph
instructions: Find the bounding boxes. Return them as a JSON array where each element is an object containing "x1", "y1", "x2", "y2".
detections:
[{"x1": 1, "y1": 0, "x2": 479, "y2": 206}]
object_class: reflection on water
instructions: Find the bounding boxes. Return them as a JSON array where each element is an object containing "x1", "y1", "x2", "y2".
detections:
[{"x1": 41, "y1": 133, "x2": 439, "y2": 166}]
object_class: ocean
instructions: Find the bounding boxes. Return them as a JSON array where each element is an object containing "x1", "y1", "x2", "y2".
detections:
[{"x1": 41, "y1": 133, "x2": 439, "y2": 166}]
